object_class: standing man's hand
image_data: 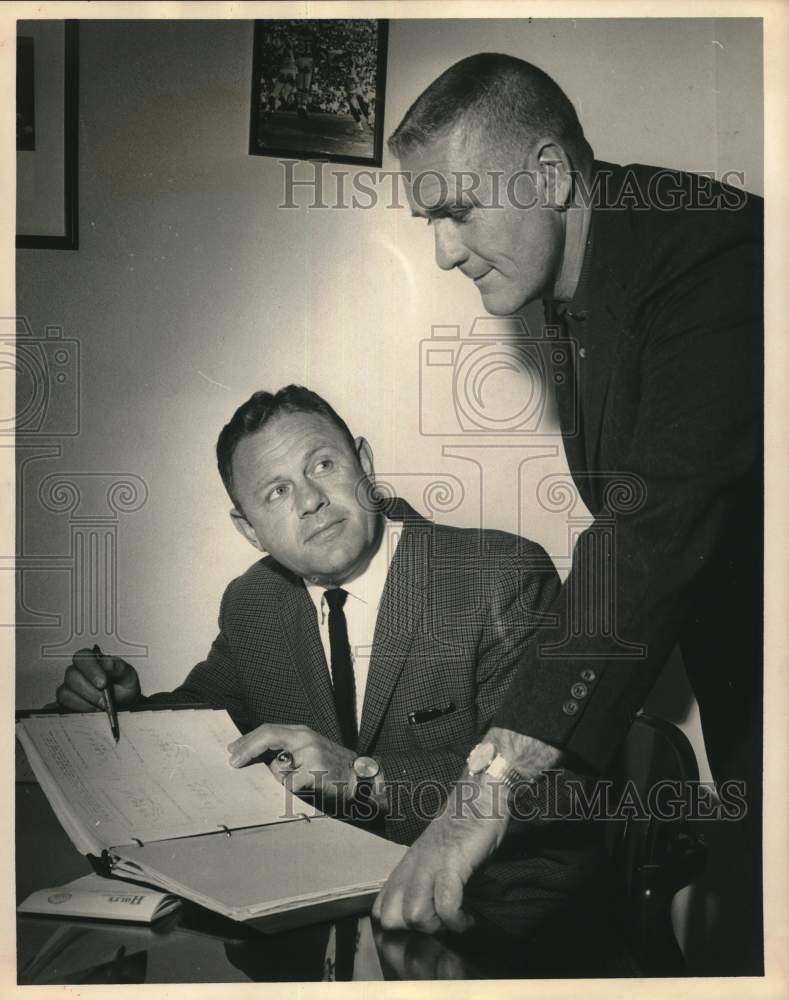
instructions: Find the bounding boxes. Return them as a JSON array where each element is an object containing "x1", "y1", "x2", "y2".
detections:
[
  {"x1": 228, "y1": 723, "x2": 357, "y2": 801},
  {"x1": 56, "y1": 648, "x2": 141, "y2": 712},
  {"x1": 372, "y1": 728, "x2": 561, "y2": 934},
  {"x1": 373, "y1": 774, "x2": 509, "y2": 934}
]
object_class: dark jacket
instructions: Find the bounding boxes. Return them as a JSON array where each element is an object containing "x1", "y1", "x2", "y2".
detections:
[{"x1": 495, "y1": 161, "x2": 763, "y2": 786}]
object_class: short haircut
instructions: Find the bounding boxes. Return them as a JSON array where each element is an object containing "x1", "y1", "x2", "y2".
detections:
[
  {"x1": 388, "y1": 52, "x2": 593, "y2": 168},
  {"x1": 216, "y1": 385, "x2": 357, "y2": 509}
]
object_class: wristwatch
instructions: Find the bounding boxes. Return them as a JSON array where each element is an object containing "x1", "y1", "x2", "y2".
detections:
[
  {"x1": 351, "y1": 755, "x2": 381, "y2": 803},
  {"x1": 466, "y1": 739, "x2": 525, "y2": 791}
]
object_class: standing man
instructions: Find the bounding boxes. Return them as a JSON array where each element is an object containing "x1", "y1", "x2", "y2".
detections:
[{"x1": 373, "y1": 53, "x2": 762, "y2": 971}]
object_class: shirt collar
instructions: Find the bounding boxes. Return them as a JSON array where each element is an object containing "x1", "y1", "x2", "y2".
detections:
[{"x1": 551, "y1": 194, "x2": 593, "y2": 304}]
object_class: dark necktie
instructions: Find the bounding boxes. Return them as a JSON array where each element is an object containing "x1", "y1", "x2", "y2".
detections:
[{"x1": 325, "y1": 588, "x2": 358, "y2": 751}]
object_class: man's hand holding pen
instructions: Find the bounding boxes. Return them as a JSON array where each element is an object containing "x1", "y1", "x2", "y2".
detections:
[
  {"x1": 93, "y1": 645, "x2": 121, "y2": 743},
  {"x1": 56, "y1": 647, "x2": 142, "y2": 716}
]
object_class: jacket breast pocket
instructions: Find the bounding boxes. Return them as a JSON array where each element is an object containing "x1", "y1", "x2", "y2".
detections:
[{"x1": 409, "y1": 703, "x2": 478, "y2": 749}]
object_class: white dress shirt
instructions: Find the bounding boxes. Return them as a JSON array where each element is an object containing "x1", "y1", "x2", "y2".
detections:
[{"x1": 305, "y1": 525, "x2": 400, "y2": 730}]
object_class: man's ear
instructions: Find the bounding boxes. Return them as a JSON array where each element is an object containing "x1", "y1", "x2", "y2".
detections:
[
  {"x1": 355, "y1": 436, "x2": 375, "y2": 478},
  {"x1": 229, "y1": 508, "x2": 264, "y2": 552},
  {"x1": 532, "y1": 138, "x2": 574, "y2": 211}
]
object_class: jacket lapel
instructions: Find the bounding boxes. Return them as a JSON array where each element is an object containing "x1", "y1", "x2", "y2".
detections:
[
  {"x1": 561, "y1": 162, "x2": 637, "y2": 510},
  {"x1": 547, "y1": 300, "x2": 589, "y2": 501},
  {"x1": 275, "y1": 570, "x2": 344, "y2": 744},
  {"x1": 357, "y1": 501, "x2": 430, "y2": 752}
]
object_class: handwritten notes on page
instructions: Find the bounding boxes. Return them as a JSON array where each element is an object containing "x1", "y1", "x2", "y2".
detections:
[{"x1": 16, "y1": 710, "x2": 318, "y2": 854}]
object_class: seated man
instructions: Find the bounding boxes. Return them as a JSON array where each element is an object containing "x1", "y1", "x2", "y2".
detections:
[{"x1": 54, "y1": 385, "x2": 562, "y2": 849}]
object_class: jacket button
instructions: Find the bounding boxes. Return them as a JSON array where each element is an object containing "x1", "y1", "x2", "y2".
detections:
[
  {"x1": 580, "y1": 669, "x2": 596, "y2": 682},
  {"x1": 562, "y1": 699, "x2": 579, "y2": 716},
  {"x1": 570, "y1": 682, "x2": 588, "y2": 699}
]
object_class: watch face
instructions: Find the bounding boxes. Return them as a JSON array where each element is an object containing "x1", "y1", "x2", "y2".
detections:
[
  {"x1": 466, "y1": 740, "x2": 496, "y2": 775},
  {"x1": 486, "y1": 754, "x2": 509, "y2": 780},
  {"x1": 353, "y1": 756, "x2": 380, "y2": 779}
]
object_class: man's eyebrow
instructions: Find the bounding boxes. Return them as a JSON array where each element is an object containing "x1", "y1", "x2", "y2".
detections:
[
  {"x1": 253, "y1": 472, "x2": 284, "y2": 496},
  {"x1": 304, "y1": 443, "x2": 337, "y2": 464},
  {"x1": 410, "y1": 198, "x2": 478, "y2": 219}
]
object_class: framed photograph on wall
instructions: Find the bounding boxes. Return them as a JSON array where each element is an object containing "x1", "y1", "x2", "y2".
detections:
[
  {"x1": 249, "y1": 19, "x2": 388, "y2": 167},
  {"x1": 16, "y1": 20, "x2": 79, "y2": 251}
]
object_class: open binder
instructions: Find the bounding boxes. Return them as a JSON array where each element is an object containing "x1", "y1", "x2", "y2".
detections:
[{"x1": 16, "y1": 708, "x2": 406, "y2": 930}]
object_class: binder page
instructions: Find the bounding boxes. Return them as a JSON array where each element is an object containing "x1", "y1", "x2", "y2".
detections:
[
  {"x1": 113, "y1": 816, "x2": 407, "y2": 920},
  {"x1": 16, "y1": 710, "x2": 317, "y2": 851}
]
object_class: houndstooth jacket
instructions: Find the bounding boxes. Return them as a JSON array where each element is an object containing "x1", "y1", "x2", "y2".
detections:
[{"x1": 147, "y1": 499, "x2": 561, "y2": 845}]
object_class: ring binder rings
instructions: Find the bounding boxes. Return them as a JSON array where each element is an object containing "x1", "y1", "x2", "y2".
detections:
[{"x1": 17, "y1": 708, "x2": 406, "y2": 930}]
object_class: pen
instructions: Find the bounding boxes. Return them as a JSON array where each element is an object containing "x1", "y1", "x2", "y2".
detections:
[{"x1": 93, "y1": 644, "x2": 120, "y2": 743}]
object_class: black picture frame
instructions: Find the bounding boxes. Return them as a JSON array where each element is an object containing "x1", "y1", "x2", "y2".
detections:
[
  {"x1": 249, "y1": 19, "x2": 388, "y2": 167},
  {"x1": 16, "y1": 37, "x2": 36, "y2": 152},
  {"x1": 16, "y1": 20, "x2": 79, "y2": 251}
]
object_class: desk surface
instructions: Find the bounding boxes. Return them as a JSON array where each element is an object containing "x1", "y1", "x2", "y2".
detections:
[{"x1": 16, "y1": 780, "x2": 634, "y2": 983}]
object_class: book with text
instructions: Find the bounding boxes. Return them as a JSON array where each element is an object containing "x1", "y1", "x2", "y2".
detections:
[{"x1": 18, "y1": 872, "x2": 182, "y2": 923}]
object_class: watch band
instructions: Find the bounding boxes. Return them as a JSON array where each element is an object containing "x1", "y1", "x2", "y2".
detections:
[
  {"x1": 486, "y1": 753, "x2": 525, "y2": 790},
  {"x1": 467, "y1": 741, "x2": 529, "y2": 790}
]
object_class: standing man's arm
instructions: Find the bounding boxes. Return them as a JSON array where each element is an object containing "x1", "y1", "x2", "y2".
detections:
[
  {"x1": 493, "y1": 237, "x2": 762, "y2": 771},
  {"x1": 375, "y1": 235, "x2": 762, "y2": 932},
  {"x1": 373, "y1": 727, "x2": 558, "y2": 933}
]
